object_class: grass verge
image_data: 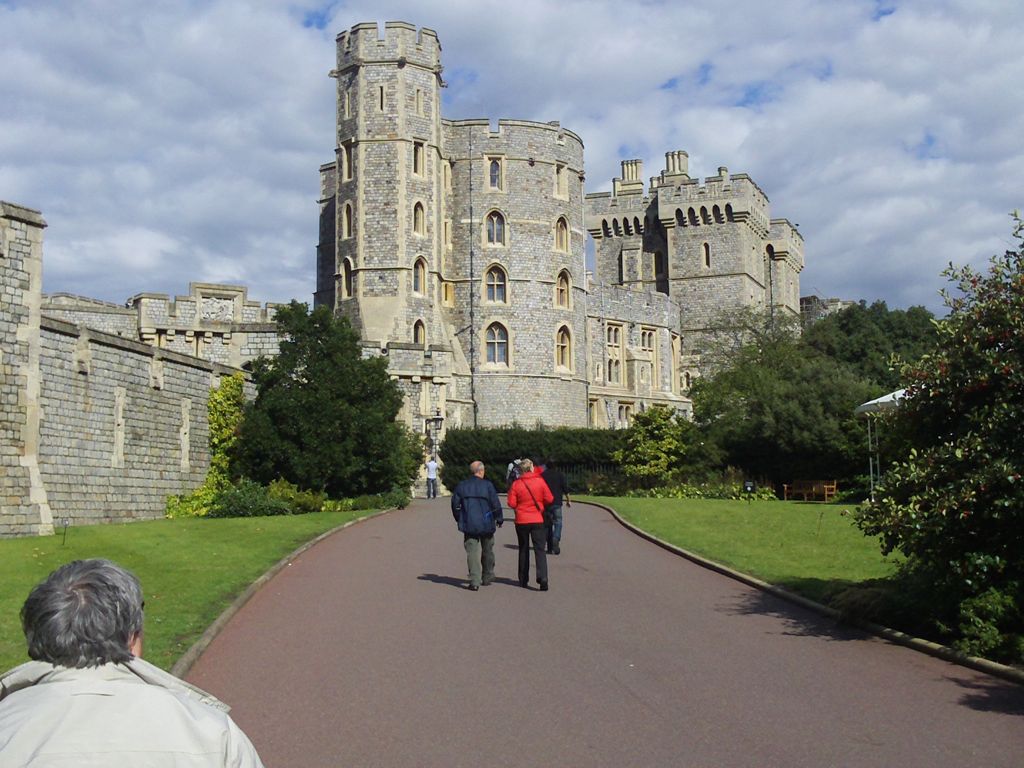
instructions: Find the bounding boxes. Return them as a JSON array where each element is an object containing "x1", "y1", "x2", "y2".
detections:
[
  {"x1": 585, "y1": 496, "x2": 896, "y2": 602},
  {"x1": 1, "y1": 511, "x2": 368, "y2": 673}
]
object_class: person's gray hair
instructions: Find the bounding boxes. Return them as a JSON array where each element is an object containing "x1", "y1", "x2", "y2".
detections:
[
  {"x1": 21, "y1": 559, "x2": 144, "y2": 668},
  {"x1": 470, "y1": 460, "x2": 484, "y2": 474}
]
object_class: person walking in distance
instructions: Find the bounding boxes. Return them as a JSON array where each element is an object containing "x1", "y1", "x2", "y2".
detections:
[
  {"x1": 0, "y1": 559, "x2": 264, "y2": 767},
  {"x1": 425, "y1": 455, "x2": 439, "y2": 499},
  {"x1": 451, "y1": 461, "x2": 504, "y2": 591},
  {"x1": 541, "y1": 458, "x2": 571, "y2": 555},
  {"x1": 507, "y1": 458, "x2": 554, "y2": 591}
]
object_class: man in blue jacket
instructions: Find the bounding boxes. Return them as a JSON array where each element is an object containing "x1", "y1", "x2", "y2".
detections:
[{"x1": 451, "y1": 460, "x2": 504, "y2": 591}]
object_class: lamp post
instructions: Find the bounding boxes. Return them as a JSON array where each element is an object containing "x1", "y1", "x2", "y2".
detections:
[{"x1": 425, "y1": 409, "x2": 444, "y2": 458}]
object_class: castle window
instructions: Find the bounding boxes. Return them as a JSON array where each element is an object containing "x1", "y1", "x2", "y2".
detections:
[
  {"x1": 555, "y1": 217, "x2": 569, "y2": 252},
  {"x1": 602, "y1": 220, "x2": 611, "y2": 237},
  {"x1": 617, "y1": 251, "x2": 624, "y2": 284},
  {"x1": 713, "y1": 205, "x2": 724, "y2": 223},
  {"x1": 634, "y1": 217, "x2": 642, "y2": 234},
  {"x1": 413, "y1": 320, "x2": 425, "y2": 346},
  {"x1": 725, "y1": 203, "x2": 735, "y2": 222},
  {"x1": 342, "y1": 203, "x2": 353, "y2": 239},
  {"x1": 342, "y1": 259, "x2": 354, "y2": 299},
  {"x1": 641, "y1": 327, "x2": 658, "y2": 387},
  {"x1": 344, "y1": 89, "x2": 352, "y2": 118},
  {"x1": 624, "y1": 218, "x2": 633, "y2": 236},
  {"x1": 588, "y1": 400, "x2": 599, "y2": 427},
  {"x1": 485, "y1": 323, "x2": 509, "y2": 365},
  {"x1": 444, "y1": 161, "x2": 452, "y2": 191},
  {"x1": 676, "y1": 208, "x2": 686, "y2": 227},
  {"x1": 606, "y1": 323, "x2": 622, "y2": 384},
  {"x1": 444, "y1": 219, "x2": 452, "y2": 248},
  {"x1": 556, "y1": 326, "x2": 572, "y2": 370},
  {"x1": 415, "y1": 88, "x2": 424, "y2": 116},
  {"x1": 378, "y1": 85, "x2": 386, "y2": 111},
  {"x1": 654, "y1": 251, "x2": 669, "y2": 295},
  {"x1": 343, "y1": 142, "x2": 354, "y2": 181},
  {"x1": 413, "y1": 258, "x2": 427, "y2": 294},
  {"x1": 442, "y1": 282, "x2": 454, "y2": 306},
  {"x1": 485, "y1": 211, "x2": 506, "y2": 246},
  {"x1": 413, "y1": 142, "x2": 425, "y2": 176},
  {"x1": 613, "y1": 219, "x2": 622, "y2": 236},
  {"x1": 488, "y1": 158, "x2": 503, "y2": 190},
  {"x1": 485, "y1": 265, "x2": 507, "y2": 303},
  {"x1": 555, "y1": 163, "x2": 568, "y2": 197},
  {"x1": 688, "y1": 208, "x2": 699, "y2": 226},
  {"x1": 556, "y1": 270, "x2": 571, "y2": 308},
  {"x1": 700, "y1": 206, "x2": 711, "y2": 224},
  {"x1": 414, "y1": 202, "x2": 425, "y2": 235},
  {"x1": 703, "y1": 242, "x2": 711, "y2": 268}
]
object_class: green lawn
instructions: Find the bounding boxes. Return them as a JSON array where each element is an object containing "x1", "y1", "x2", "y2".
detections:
[
  {"x1": 1, "y1": 511, "x2": 368, "y2": 673},
  {"x1": 586, "y1": 497, "x2": 897, "y2": 603}
]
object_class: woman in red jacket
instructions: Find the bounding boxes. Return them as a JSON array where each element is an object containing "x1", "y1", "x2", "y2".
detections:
[{"x1": 507, "y1": 458, "x2": 554, "y2": 590}]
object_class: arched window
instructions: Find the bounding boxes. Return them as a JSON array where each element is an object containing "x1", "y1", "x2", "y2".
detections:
[
  {"x1": 713, "y1": 205, "x2": 724, "y2": 223},
  {"x1": 613, "y1": 219, "x2": 622, "y2": 236},
  {"x1": 413, "y1": 320, "x2": 425, "y2": 345},
  {"x1": 486, "y1": 323, "x2": 509, "y2": 365},
  {"x1": 555, "y1": 217, "x2": 569, "y2": 252},
  {"x1": 556, "y1": 326, "x2": 572, "y2": 369},
  {"x1": 703, "y1": 242, "x2": 711, "y2": 268},
  {"x1": 486, "y1": 211, "x2": 506, "y2": 245},
  {"x1": 688, "y1": 208, "x2": 699, "y2": 226},
  {"x1": 700, "y1": 206, "x2": 711, "y2": 224},
  {"x1": 485, "y1": 265, "x2": 507, "y2": 303},
  {"x1": 413, "y1": 258, "x2": 426, "y2": 294},
  {"x1": 556, "y1": 270, "x2": 571, "y2": 308},
  {"x1": 602, "y1": 219, "x2": 611, "y2": 237},
  {"x1": 342, "y1": 259, "x2": 354, "y2": 299},
  {"x1": 725, "y1": 203, "x2": 735, "y2": 222},
  {"x1": 342, "y1": 203, "x2": 353, "y2": 239},
  {"x1": 634, "y1": 217, "x2": 642, "y2": 234},
  {"x1": 413, "y1": 142, "x2": 424, "y2": 176},
  {"x1": 676, "y1": 208, "x2": 686, "y2": 227},
  {"x1": 489, "y1": 158, "x2": 502, "y2": 190},
  {"x1": 414, "y1": 202, "x2": 425, "y2": 235},
  {"x1": 624, "y1": 218, "x2": 633, "y2": 236}
]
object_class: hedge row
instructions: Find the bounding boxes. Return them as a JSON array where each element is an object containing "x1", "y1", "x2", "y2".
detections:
[{"x1": 438, "y1": 426, "x2": 625, "y2": 492}]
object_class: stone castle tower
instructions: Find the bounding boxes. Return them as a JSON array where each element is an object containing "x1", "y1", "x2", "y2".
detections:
[{"x1": 316, "y1": 21, "x2": 803, "y2": 437}]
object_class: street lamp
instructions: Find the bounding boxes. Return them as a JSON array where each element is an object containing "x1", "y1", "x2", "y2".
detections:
[{"x1": 425, "y1": 408, "x2": 444, "y2": 458}]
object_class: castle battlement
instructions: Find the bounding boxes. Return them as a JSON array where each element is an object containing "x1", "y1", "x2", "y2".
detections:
[{"x1": 334, "y1": 21, "x2": 441, "y2": 73}]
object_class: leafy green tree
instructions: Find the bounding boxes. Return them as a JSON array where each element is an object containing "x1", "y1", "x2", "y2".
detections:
[
  {"x1": 803, "y1": 300, "x2": 937, "y2": 388},
  {"x1": 692, "y1": 309, "x2": 877, "y2": 488},
  {"x1": 234, "y1": 301, "x2": 420, "y2": 497},
  {"x1": 612, "y1": 405, "x2": 697, "y2": 487},
  {"x1": 855, "y1": 217, "x2": 1024, "y2": 659}
]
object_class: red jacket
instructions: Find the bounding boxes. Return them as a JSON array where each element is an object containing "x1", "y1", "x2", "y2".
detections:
[{"x1": 507, "y1": 469, "x2": 554, "y2": 525}]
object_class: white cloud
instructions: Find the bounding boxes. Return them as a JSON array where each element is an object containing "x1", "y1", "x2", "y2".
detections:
[{"x1": 2, "y1": 0, "x2": 1022, "y2": 314}]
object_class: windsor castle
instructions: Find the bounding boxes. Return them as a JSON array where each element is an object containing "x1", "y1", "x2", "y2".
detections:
[{"x1": 0, "y1": 21, "x2": 801, "y2": 535}]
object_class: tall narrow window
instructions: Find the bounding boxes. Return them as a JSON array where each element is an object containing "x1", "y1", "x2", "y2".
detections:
[
  {"x1": 444, "y1": 161, "x2": 452, "y2": 191},
  {"x1": 442, "y1": 282, "x2": 454, "y2": 306},
  {"x1": 413, "y1": 320, "x2": 425, "y2": 345},
  {"x1": 556, "y1": 326, "x2": 572, "y2": 369},
  {"x1": 413, "y1": 258, "x2": 426, "y2": 294},
  {"x1": 486, "y1": 323, "x2": 509, "y2": 365},
  {"x1": 703, "y1": 242, "x2": 711, "y2": 268},
  {"x1": 342, "y1": 203, "x2": 353, "y2": 239},
  {"x1": 444, "y1": 219, "x2": 452, "y2": 248},
  {"x1": 342, "y1": 259, "x2": 354, "y2": 298},
  {"x1": 606, "y1": 324, "x2": 622, "y2": 384},
  {"x1": 343, "y1": 142, "x2": 354, "y2": 181},
  {"x1": 641, "y1": 327, "x2": 658, "y2": 387},
  {"x1": 414, "y1": 202, "x2": 425, "y2": 235},
  {"x1": 486, "y1": 211, "x2": 506, "y2": 245},
  {"x1": 488, "y1": 158, "x2": 502, "y2": 190},
  {"x1": 654, "y1": 251, "x2": 669, "y2": 294},
  {"x1": 415, "y1": 88, "x2": 424, "y2": 116},
  {"x1": 556, "y1": 270, "x2": 570, "y2": 308},
  {"x1": 485, "y1": 266, "x2": 507, "y2": 303},
  {"x1": 555, "y1": 163, "x2": 568, "y2": 197},
  {"x1": 344, "y1": 90, "x2": 352, "y2": 118},
  {"x1": 555, "y1": 217, "x2": 569, "y2": 252},
  {"x1": 413, "y1": 142, "x2": 424, "y2": 176},
  {"x1": 617, "y1": 251, "x2": 624, "y2": 284},
  {"x1": 378, "y1": 85, "x2": 385, "y2": 111}
]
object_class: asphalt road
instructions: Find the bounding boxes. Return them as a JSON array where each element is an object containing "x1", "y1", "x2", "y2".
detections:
[{"x1": 187, "y1": 499, "x2": 1024, "y2": 767}]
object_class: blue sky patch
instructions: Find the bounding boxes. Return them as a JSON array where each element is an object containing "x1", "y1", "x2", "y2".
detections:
[
  {"x1": 912, "y1": 131, "x2": 939, "y2": 159},
  {"x1": 302, "y1": 3, "x2": 335, "y2": 30},
  {"x1": 659, "y1": 77, "x2": 679, "y2": 91},
  {"x1": 696, "y1": 62, "x2": 713, "y2": 87},
  {"x1": 872, "y1": 2, "x2": 896, "y2": 21}
]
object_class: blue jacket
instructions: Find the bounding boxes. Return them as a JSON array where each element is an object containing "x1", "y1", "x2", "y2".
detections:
[{"x1": 451, "y1": 475, "x2": 503, "y2": 535}]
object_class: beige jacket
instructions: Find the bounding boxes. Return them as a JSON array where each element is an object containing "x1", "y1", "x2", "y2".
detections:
[{"x1": 0, "y1": 658, "x2": 264, "y2": 767}]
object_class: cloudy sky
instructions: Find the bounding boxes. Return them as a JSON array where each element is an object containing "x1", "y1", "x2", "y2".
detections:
[{"x1": 2, "y1": 0, "x2": 1021, "y2": 313}]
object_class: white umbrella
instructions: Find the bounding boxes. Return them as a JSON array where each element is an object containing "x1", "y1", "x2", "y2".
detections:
[{"x1": 854, "y1": 388, "x2": 906, "y2": 500}]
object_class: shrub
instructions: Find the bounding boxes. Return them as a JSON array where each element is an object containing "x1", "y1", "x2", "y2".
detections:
[
  {"x1": 349, "y1": 487, "x2": 410, "y2": 511},
  {"x1": 206, "y1": 479, "x2": 292, "y2": 518},
  {"x1": 267, "y1": 479, "x2": 327, "y2": 514}
]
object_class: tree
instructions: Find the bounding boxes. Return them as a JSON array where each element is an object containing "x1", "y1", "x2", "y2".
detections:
[
  {"x1": 803, "y1": 300, "x2": 937, "y2": 388},
  {"x1": 855, "y1": 217, "x2": 1024, "y2": 658},
  {"x1": 692, "y1": 309, "x2": 877, "y2": 488},
  {"x1": 612, "y1": 405, "x2": 698, "y2": 487},
  {"x1": 234, "y1": 301, "x2": 420, "y2": 497}
]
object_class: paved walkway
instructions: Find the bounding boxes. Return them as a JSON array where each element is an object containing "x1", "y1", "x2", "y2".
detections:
[{"x1": 187, "y1": 499, "x2": 1024, "y2": 767}]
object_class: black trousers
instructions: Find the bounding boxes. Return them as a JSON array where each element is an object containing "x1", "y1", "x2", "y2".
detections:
[{"x1": 515, "y1": 523, "x2": 548, "y2": 586}]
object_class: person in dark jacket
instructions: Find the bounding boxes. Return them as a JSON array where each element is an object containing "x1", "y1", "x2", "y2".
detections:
[
  {"x1": 451, "y1": 461, "x2": 504, "y2": 591},
  {"x1": 541, "y1": 458, "x2": 571, "y2": 555}
]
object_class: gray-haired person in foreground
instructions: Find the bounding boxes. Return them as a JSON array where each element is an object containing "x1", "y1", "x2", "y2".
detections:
[
  {"x1": 451, "y1": 460, "x2": 504, "y2": 590},
  {"x1": 0, "y1": 559, "x2": 264, "y2": 767}
]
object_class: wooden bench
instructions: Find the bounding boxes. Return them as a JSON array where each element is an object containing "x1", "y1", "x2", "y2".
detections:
[{"x1": 783, "y1": 480, "x2": 837, "y2": 502}]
